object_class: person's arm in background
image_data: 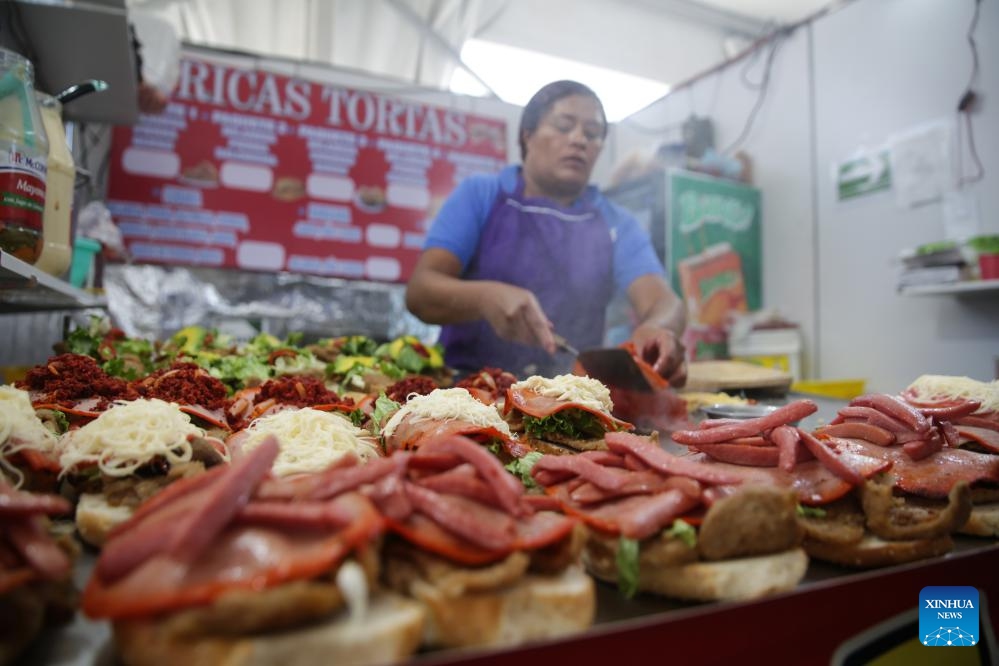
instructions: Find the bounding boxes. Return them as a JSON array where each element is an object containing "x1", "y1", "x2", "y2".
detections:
[
  {"x1": 605, "y1": 200, "x2": 688, "y2": 385},
  {"x1": 628, "y1": 274, "x2": 687, "y2": 386},
  {"x1": 405, "y1": 175, "x2": 556, "y2": 353}
]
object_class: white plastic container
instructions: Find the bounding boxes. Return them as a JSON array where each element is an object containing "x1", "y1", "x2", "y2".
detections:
[{"x1": 729, "y1": 327, "x2": 802, "y2": 381}]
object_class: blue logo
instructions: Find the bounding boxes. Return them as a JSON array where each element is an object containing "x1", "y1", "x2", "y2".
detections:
[{"x1": 919, "y1": 586, "x2": 979, "y2": 646}]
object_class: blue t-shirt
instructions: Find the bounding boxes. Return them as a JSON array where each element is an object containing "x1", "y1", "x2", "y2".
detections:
[{"x1": 424, "y1": 166, "x2": 665, "y2": 294}]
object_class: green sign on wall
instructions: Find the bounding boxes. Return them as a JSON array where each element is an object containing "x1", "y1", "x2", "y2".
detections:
[{"x1": 667, "y1": 170, "x2": 762, "y2": 310}]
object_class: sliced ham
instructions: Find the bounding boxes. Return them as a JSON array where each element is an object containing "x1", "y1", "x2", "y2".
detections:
[
  {"x1": 6, "y1": 515, "x2": 71, "y2": 581},
  {"x1": 955, "y1": 425, "x2": 999, "y2": 453},
  {"x1": 582, "y1": 489, "x2": 700, "y2": 540},
  {"x1": 531, "y1": 454, "x2": 638, "y2": 491},
  {"x1": 832, "y1": 438, "x2": 999, "y2": 499},
  {"x1": 605, "y1": 431, "x2": 745, "y2": 485},
  {"x1": 386, "y1": 414, "x2": 529, "y2": 458},
  {"x1": 85, "y1": 493, "x2": 380, "y2": 620},
  {"x1": 514, "y1": 510, "x2": 576, "y2": 551},
  {"x1": 504, "y1": 387, "x2": 633, "y2": 432},
  {"x1": 954, "y1": 415, "x2": 999, "y2": 433},
  {"x1": 416, "y1": 435, "x2": 525, "y2": 516},
  {"x1": 404, "y1": 483, "x2": 516, "y2": 552},
  {"x1": 692, "y1": 442, "x2": 780, "y2": 467},
  {"x1": 0, "y1": 484, "x2": 71, "y2": 516},
  {"x1": 98, "y1": 437, "x2": 279, "y2": 584}
]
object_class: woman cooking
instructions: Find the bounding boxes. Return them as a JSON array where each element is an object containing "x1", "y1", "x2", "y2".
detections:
[{"x1": 406, "y1": 80, "x2": 687, "y2": 384}]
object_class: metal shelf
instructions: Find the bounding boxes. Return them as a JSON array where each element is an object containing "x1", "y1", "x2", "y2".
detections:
[
  {"x1": 0, "y1": 251, "x2": 106, "y2": 312},
  {"x1": 898, "y1": 279, "x2": 999, "y2": 296}
]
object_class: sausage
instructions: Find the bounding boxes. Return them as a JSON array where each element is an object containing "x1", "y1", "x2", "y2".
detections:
[
  {"x1": 852, "y1": 394, "x2": 930, "y2": 433},
  {"x1": 797, "y1": 430, "x2": 864, "y2": 485},
  {"x1": 671, "y1": 400, "x2": 818, "y2": 445},
  {"x1": 815, "y1": 422, "x2": 895, "y2": 446},
  {"x1": 771, "y1": 424, "x2": 802, "y2": 472}
]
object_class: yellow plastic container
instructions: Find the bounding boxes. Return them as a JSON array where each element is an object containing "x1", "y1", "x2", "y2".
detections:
[{"x1": 791, "y1": 379, "x2": 867, "y2": 400}]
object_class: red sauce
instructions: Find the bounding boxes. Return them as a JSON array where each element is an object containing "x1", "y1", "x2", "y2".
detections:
[
  {"x1": 17, "y1": 354, "x2": 137, "y2": 410},
  {"x1": 457, "y1": 367, "x2": 517, "y2": 396},
  {"x1": 386, "y1": 376, "x2": 438, "y2": 403},
  {"x1": 133, "y1": 362, "x2": 229, "y2": 410},
  {"x1": 255, "y1": 376, "x2": 354, "y2": 408}
]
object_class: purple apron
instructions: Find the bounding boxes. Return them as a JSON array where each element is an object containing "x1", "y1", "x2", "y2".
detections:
[{"x1": 439, "y1": 176, "x2": 614, "y2": 377}]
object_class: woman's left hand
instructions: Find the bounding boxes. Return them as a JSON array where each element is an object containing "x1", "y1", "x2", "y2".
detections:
[{"x1": 630, "y1": 324, "x2": 687, "y2": 387}]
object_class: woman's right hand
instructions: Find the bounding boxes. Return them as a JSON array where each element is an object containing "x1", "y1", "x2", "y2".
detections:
[{"x1": 478, "y1": 282, "x2": 556, "y2": 354}]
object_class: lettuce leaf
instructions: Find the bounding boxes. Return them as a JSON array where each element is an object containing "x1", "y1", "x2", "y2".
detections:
[
  {"x1": 371, "y1": 394, "x2": 401, "y2": 434},
  {"x1": 522, "y1": 409, "x2": 604, "y2": 440},
  {"x1": 505, "y1": 451, "x2": 543, "y2": 489},
  {"x1": 616, "y1": 536, "x2": 640, "y2": 599},
  {"x1": 796, "y1": 504, "x2": 827, "y2": 518},
  {"x1": 664, "y1": 519, "x2": 697, "y2": 548}
]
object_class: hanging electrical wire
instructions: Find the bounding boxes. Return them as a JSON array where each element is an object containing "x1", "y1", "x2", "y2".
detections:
[
  {"x1": 957, "y1": 0, "x2": 983, "y2": 186},
  {"x1": 721, "y1": 28, "x2": 786, "y2": 155}
]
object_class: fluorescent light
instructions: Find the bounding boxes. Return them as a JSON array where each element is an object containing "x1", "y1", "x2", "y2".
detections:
[{"x1": 450, "y1": 39, "x2": 670, "y2": 123}]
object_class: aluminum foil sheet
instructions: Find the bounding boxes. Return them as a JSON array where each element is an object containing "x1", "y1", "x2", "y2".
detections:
[{"x1": 103, "y1": 263, "x2": 440, "y2": 343}]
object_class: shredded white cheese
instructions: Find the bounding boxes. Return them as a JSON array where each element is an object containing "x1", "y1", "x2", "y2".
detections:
[
  {"x1": 241, "y1": 408, "x2": 380, "y2": 476},
  {"x1": 511, "y1": 374, "x2": 614, "y2": 414},
  {"x1": 0, "y1": 385, "x2": 60, "y2": 455},
  {"x1": 906, "y1": 375, "x2": 999, "y2": 413},
  {"x1": 60, "y1": 398, "x2": 205, "y2": 477},
  {"x1": 381, "y1": 388, "x2": 511, "y2": 440}
]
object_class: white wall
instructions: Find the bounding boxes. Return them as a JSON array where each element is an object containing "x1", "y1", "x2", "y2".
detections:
[{"x1": 610, "y1": 0, "x2": 999, "y2": 391}]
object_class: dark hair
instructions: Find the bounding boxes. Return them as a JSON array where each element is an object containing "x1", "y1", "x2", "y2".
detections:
[{"x1": 518, "y1": 80, "x2": 606, "y2": 160}]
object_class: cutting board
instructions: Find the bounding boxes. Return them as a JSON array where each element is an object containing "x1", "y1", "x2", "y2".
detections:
[{"x1": 685, "y1": 360, "x2": 793, "y2": 393}]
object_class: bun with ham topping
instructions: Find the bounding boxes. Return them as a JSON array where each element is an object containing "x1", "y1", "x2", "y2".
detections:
[
  {"x1": 376, "y1": 435, "x2": 595, "y2": 648},
  {"x1": 84, "y1": 437, "x2": 425, "y2": 666},
  {"x1": 668, "y1": 396, "x2": 991, "y2": 568},
  {"x1": 503, "y1": 375, "x2": 633, "y2": 454},
  {"x1": 0, "y1": 478, "x2": 78, "y2": 664},
  {"x1": 531, "y1": 430, "x2": 808, "y2": 601}
]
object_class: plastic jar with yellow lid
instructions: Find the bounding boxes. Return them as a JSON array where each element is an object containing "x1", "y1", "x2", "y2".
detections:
[{"x1": 0, "y1": 48, "x2": 48, "y2": 264}]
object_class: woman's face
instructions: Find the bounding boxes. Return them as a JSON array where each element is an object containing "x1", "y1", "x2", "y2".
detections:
[{"x1": 522, "y1": 94, "x2": 606, "y2": 202}]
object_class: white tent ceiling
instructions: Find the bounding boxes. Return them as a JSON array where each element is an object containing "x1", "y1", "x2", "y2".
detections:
[{"x1": 129, "y1": 0, "x2": 836, "y2": 106}]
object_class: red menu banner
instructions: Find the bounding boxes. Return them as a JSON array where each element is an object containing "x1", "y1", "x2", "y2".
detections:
[{"x1": 106, "y1": 54, "x2": 508, "y2": 282}]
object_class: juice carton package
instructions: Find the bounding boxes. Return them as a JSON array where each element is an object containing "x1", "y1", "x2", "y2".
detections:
[{"x1": 677, "y1": 242, "x2": 749, "y2": 328}]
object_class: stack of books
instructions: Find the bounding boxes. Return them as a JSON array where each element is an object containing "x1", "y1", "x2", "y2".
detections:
[{"x1": 897, "y1": 243, "x2": 969, "y2": 290}]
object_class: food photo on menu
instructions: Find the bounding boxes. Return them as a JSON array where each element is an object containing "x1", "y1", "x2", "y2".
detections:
[{"x1": 1, "y1": 1, "x2": 998, "y2": 665}]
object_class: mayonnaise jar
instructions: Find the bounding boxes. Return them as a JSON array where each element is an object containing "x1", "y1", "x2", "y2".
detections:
[{"x1": 0, "y1": 48, "x2": 48, "y2": 264}]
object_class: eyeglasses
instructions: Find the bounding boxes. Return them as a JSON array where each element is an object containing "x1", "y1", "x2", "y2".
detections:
[{"x1": 544, "y1": 113, "x2": 606, "y2": 143}]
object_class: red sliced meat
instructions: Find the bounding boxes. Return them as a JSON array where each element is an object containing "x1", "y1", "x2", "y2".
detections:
[
  {"x1": 514, "y1": 510, "x2": 576, "y2": 551},
  {"x1": 833, "y1": 438, "x2": 999, "y2": 498},
  {"x1": 852, "y1": 394, "x2": 930, "y2": 433},
  {"x1": 531, "y1": 454, "x2": 637, "y2": 491},
  {"x1": 833, "y1": 406, "x2": 910, "y2": 433},
  {"x1": 581, "y1": 489, "x2": 700, "y2": 540},
  {"x1": 772, "y1": 424, "x2": 802, "y2": 472},
  {"x1": 816, "y1": 422, "x2": 895, "y2": 446},
  {"x1": 671, "y1": 400, "x2": 817, "y2": 445},
  {"x1": 503, "y1": 387, "x2": 633, "y2": 432},
  {"x1": 98, "y1": 437, "x2": 279, "y2": 584},
  {"x1": 0, "y1": 484, "x2": 71, "y2": 517},
  {"x1": 386, "y1": 414, "x2": 528, "y2": 458},
  {"x1": 417, "y1": 435, "x2": 525, "y2": 515},
  {"x1": 955, "y1": 426, "x2": 999, "y2": 453},
  {"x1": 799, "y1": 431, "x2": 865, "y2": 485},
  {"x1": 386, "y1": 511, "x2": 507, "y2": 566},
  {"x1": 954, "y1": 416, "x2": 999, "y2": 433},
  {"x1": 692, "y1": 442, "x2": 780, "y2": 467},
  {"x1": 605, "y1": 431, "x2": 745, "y2": 485},
  {"x1": 7, "y1": 515, "x2": 71, "y2": 581},
  {"x1": 85, "y1": 493, "x2": 381, "y2": 620},
  {"x1": 404, "y1": 483, "x2": 516, "y2": 552}
]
